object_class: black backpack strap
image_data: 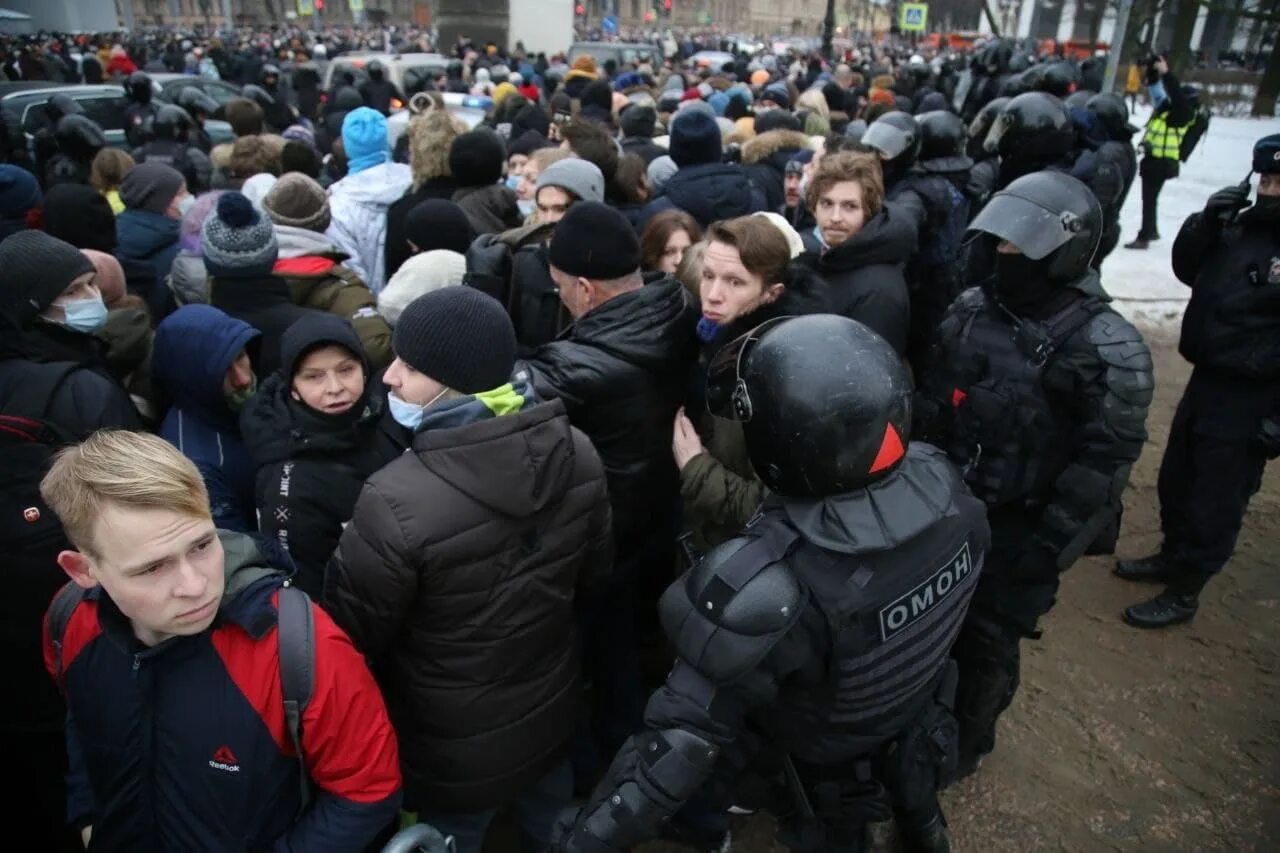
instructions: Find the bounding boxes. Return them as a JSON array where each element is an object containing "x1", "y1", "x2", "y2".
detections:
[
  {"x1": 277, "y1": 583, "x2": 316, "y2": 816},
  {"x1": 47, "y1": 581, "x2": 83, "y2": 691}
]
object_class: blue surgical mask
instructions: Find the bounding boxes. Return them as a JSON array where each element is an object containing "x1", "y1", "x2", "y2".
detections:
[
  {"x1": 61, "y1": 295, "x2": 109, "y2": 333},
  {"x1": 517, "y1": 198, "x2": 535, "y2": 218},
  {"x1": 505, "y1": 174, "x2": 522, "y2": 190},
  {"x1": 177, "y1": 194, "x2": 197, "y2": 218},
  {"x1": 387, "y1": 387, "x2": 448, "y2": 432}
]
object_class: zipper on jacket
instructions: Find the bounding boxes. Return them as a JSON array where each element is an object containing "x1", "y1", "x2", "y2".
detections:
[{"x1": 132, "y1": 650, "x2": 159, "y2": 845}]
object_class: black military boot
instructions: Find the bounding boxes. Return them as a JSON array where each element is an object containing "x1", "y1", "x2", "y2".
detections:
[
  {"x1": 1123, "y1": 589, "x2": 1200, "y2": 628},
  {"x1": 898, "y1": 813, "x2": 951, "y2": 853},
  {"x1": 1114, "y1": 552, "x2": 1175, "y2": 583}
]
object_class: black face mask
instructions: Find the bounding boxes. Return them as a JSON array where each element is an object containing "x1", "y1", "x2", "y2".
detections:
[
  {"x1": 1252, "y1": 195, "x2": 1280, "y2": 222},
  {"x1": 993, "y1": 252, "x2": 1055, "y2": 314}
]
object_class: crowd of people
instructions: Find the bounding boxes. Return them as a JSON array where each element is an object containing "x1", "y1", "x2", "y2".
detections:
[{"x1": 1, "y1": 23, "x2": 1276, "y2": 853}]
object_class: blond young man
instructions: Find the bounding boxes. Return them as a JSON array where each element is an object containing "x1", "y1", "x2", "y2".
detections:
[{"x1": 40, "y1": 430, "x2": 402, "y2": 852}]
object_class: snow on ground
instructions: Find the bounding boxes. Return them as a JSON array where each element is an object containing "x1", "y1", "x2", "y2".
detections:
[{"x1": 1102, "y1": 107, "x2": 1280, "y2": 328}]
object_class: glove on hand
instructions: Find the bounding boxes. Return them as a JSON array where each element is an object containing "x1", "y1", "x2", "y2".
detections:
[{"x1": 1203, "y1": 183, "x2": 1251, "y2": 219}]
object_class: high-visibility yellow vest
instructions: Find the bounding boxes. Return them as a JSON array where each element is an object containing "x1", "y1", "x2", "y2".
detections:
[{"x1": 1144, "y1": 112, "x2": 1186, "y2": 161}]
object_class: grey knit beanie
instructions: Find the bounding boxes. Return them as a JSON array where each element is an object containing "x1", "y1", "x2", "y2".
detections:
[
  {"x1": 201, "y1": 191, "x2": 278, "y2": 279},
  {"x1": 535, "y1": 158, "x2": 605, "y2": 204},
  {"x1": 262, "y1": 172, "x2": 331, "y2": 232},
  {"x1": 120, "y1": 161, "x2": 185, "y2": 215}
]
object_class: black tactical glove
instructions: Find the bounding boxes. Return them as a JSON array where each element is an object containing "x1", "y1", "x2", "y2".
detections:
[
  {"x1": 1203, "y1": 182, "x2": 1252, "y2": 220},
  {"x1": 1255, "y1": 416, "x2": 1280, "y2": 460}
]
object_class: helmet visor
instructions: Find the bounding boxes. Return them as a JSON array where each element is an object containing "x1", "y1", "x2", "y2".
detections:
[
  {"x1": 967, "y1": 190, "x2": 1080, "y2": 260},
  {"x1": 705, "y1": 317, "x2": 790, "y2": 422},
  {"x1": 861, "y1": 121, "x2": 911, "y2": 159}
]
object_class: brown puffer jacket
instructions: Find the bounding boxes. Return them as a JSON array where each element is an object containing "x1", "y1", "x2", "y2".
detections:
[{"x1": 324, "y1": 395, "x2": 612, "y2": 813}]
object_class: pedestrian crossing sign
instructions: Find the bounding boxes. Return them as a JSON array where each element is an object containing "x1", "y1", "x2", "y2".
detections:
[{"x1": 900, "y1": 3, "x2": 928, "y2": 32}]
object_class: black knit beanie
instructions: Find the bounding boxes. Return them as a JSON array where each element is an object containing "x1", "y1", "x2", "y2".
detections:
[
  {"x1": 548, "y1": 201, "x2": 640, "y2": 280},
  {"x1": 392, "y1": 287, "x2": 516, "y2": 393},
  {"x1": 42, "y1": 183, "x2": 117, "y2": 252},
  {"x1": 448, "y1": 127, "x2": 506, "y2": 188},
  {"x1": 512, "y1": 104, "x2": 551, "y2": 139},
  {"x1": 405, "y1": 199, "x2": 476, "y2": 254},
  {"x1": 0, "y1": 230, "x2": 94, "y2": 327},
  {"x1": 669, "y1": 109, "x2": 723, "y2": 167},
  {"x1": 619, "y1": 104, "x2": 657, "y2": 138}
]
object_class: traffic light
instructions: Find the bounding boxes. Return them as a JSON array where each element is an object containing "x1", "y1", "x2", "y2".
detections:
[
  {"x1": 315, "y1": 0, "x2": 323, "y2": 8},
  {"x1": 663, "y1": 0, "x2": 672, "y2": 13},
  {"x1": 575, "y1": 3, "x2": 585, "y2": 15}
]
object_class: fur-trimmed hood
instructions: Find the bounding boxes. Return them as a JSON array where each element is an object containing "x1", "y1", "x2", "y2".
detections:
[{"x1": 742, "y1": 129, "x2": 811, "y2": 165}]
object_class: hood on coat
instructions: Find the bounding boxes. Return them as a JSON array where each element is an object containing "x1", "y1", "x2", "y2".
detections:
[
  {"x1": 152, "y1": 304, "x2": 260, "y2": 423},
  {"x1": 815, "y1": 201, "x2": 917, "y2": 272},
  {"x1": 662, "y1": 163, "x2": 761, "y2": 227},
  {"x1": 567, "y1": 276, "x2": 699, "y2": 373},
  {"x1": 116, "y1": 208, "x2": 180, "y2": 257},
  {"x1": 330, "y1": 162, "x2": 413, "y2": 207},
  {"x1": 413, "y1": 396, "x2": 578, "y2": 518},
  {"x1": 742, "y1": 129, "x2": 810, "y2": 165},
  {"x1": 274, "y1": 222, "x2": 345, "y2": 260}
]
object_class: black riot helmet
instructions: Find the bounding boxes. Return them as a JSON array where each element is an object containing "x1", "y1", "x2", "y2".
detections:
[
  {"x1": 241, "y1": 83, "x2": 276, "y2": 108},
  {"x1": 333, "y1": 86, "x2": 364, "y2": 112},
  {"x1": 984, "y1": 92, "x2": 1073, "y2": 164},
  {"x1": 153, "y1": 104, "x2": 192, "y2": 141},
  {"x1": 968, "y1": 96, "x2": 1008, "y2": 158},
  {"x1": 177, "y1": 86, "x2": 219, "y2": 120},
  {"x1": 447, "y1": 59, "x2": 463, "y2": 77},
  {"x1": 1064, "y1": 89, "x2": 1094, "y2": 110},
  {"x1": 1086, "y1": 92, "x2": 1137, "y2": 139},
  {"x1": 1039, "y1": 60, "x2": 1079, "y2": 98},
  {"x1": 368, "y1": 60, "x2": 385, "y2": 81},
  {"x1": 44, "y1": 94, "x2": 84, "y2": 124},
  {"x1": 54, "y1": 114, "x2": 107, "y2": 160},
  {"x1": 261, "y1": 64, "x2": 281, "y2": 86},
  {"x1": 968, "y1": 171, "x2": 1102, "y2": 284},
  {"x1": 706, "y1": 314, "x2": 913, "y2": 497},
  {"x1": 128, "y1": 71, "x2": 153, "y2": 103},
  {"x1": 862, "y1": 111, "x2": 922, "y2": 175},
  {"x1": 916, "y1": 110, "x2": 973, "y2": 172}
]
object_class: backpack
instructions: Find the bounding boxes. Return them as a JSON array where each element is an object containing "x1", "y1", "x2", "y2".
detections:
[
  {"x1": 0, "y1": 365, "x2": 79, "y2": 733},
  {"x1": 47, "y1": 579, "x2": 317, "y2": 813},
  {"x1": 1179, "y1": 85, "x2": 1211, "y2": 162}
]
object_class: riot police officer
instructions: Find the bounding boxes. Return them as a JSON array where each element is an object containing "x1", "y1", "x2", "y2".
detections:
[
  {"x1": 176, "y1": 86, "x2": 218, "y2": 154},
  {"x1": 132, "y1": 104, "x2": 211, "y2": 194},
  {"x1": 124, "y1": 71, "x2": 160, "y2": 149},
  {"x1": 914, "y1": 172, "x2": 1154, "y2": 774},
  {"x1": 1086, "y1": 93, "x2": 1139, "y2": 264},
  {"x1": 242, "y1": 82, "x2": 294, "y2": 134},
  {"x1": 1117, "y1": 135, "x2": 1280, "y2": 628},
  {"x1": 46, "y1": 115, "x2": 106, "y2": 188},
  {"x1": 553, "y1": 314, "x2": 991, "y2": 853},
  {"x1": 359, "y1": 60, "x2": 404, "y2": 116},
  {"x1": 33, "y1": 94, "x2": 83, "y2": 186},
  {"x1": 964, "y1": 97, "x2": 1007, "y2": 215},
  {"x1": 258, "y1": 64, "x2": 297, "y2": 131},
  {"x1": 863, "y1": 111, "x2": 970, "y2": 363}
]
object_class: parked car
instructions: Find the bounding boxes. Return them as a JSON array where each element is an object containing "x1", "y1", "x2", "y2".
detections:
[
  {"x1": 567, "y1": 41, "x2": 659, "y2": 69},
  {"x1": 0, "y1": 82, "x2": 131, "y2": 161},
  {"x1": 149, "y1": 74, "x2": 235, "y2": 145},
  {"x1": 386, "y1": 92, "x2": 491, "y2": 149},
  {"x1": 321, "y1": 52, "x2": 451, "y2": 106}
]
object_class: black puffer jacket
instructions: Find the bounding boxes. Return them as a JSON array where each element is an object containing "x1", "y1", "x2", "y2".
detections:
[
  {"x1": 521, "y1": 278, "x2": 699, "y2": 544},
  {"x1": 210, "y1": 273, "x2": 328, "y2": 376},
  {"x1": 324, "y1": 395, "x2": 612, "y2": 813},
  {"x1": 466, "y1": 221, "x2": 567, "y2": 352},
  {"x1": 798, "y1": 203, "x2": 916, "y2": 355},
  {"x1": 639, "y1": 162, "x2": 767, "y2": 230},
  {"x1": 240, "y1": 315, "x2": 409, "y2": 596}
]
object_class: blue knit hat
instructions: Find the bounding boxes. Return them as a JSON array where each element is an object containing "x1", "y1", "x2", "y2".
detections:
[
  {"x1": 342, "y1": 107, "x2": 389, "y2": 175},
  {"x1": 0, "y1": 165, "x2": 40, "y2": 222},
  {"x1": 202, "y1": 192, "x2": 278, "y2": 279}
]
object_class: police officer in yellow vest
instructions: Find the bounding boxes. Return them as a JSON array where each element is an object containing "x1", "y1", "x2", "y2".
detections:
[{"x1": 1125, "y1": 55, "x2": 1194, "y2": 250}]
